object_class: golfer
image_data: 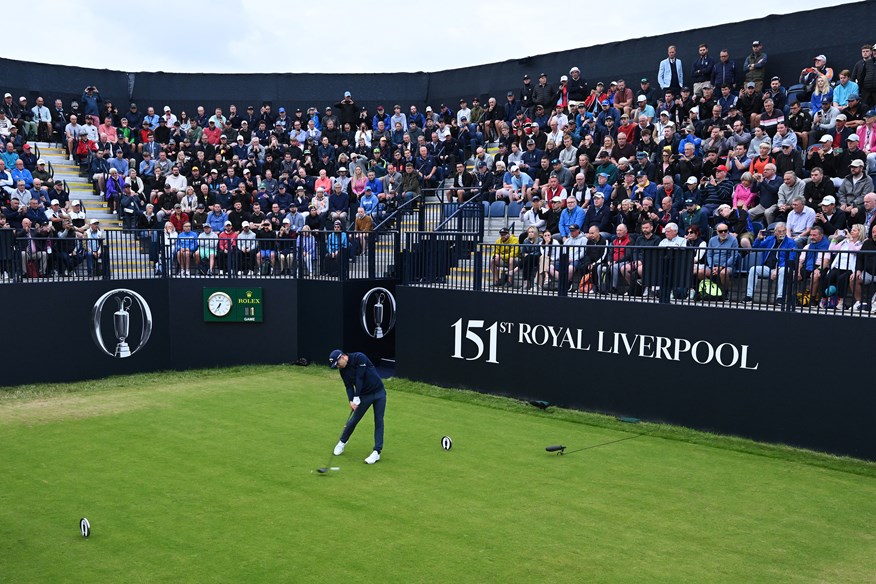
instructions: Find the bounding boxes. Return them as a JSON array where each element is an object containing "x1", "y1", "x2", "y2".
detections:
[{"x1": 329, "y1": 349, "x2": 386, "y2": 464}]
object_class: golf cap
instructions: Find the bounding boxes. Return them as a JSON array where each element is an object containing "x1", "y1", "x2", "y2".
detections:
[
  {"x1": 197, "y1": 203, "x2": 205, "y2": 208},
  {"x1": 637, "y1": 95, "x2": 647, "y2": 101},
  {"x1": 203, "y1": 223, "x2": 212, "y2": 228},
  {"x1": 814, "y1": 54, "x2": 826, "y2": 62},
  {"x1": 598, "y1": 172, "x2": 609, "y2": 178},
  {"x1": 242, "y1": 220, "x2": 250, "y2": 227},
  {"x1": 847, "y1": 134, "x2": 860, "y2": 142},
  {"x1": 746, "y1": 82, "x2": 756, "y2": 89},
  {"x1": 164, "y1": 106, "x2": 171, "y2": 112},
  {"x1": 283, "y1": 217, "x2": 291, "y2": 223},
  {"x1": 531, "y1": 195, "x2": 541, "y2": 201},
  {"x1": 684, "y1": 198, "x2": 696, "y2": 205},
  {"x1": 850, "y1": 159, "x2": 865, "y2": 167},
  {"x1": 820, "y1": 134, "x2": 833, "y2": 143},
  {"x1": 560, "y1": 75, "x2": 568, "y2": 82},
  {"x1": 593, "y1": 192, "x2": 604, "y2": 198},
  {"x1": 636, "y1": 170, "x2": 647, "y2": 178},
  {"x1": 569, "y1": 224, "x2": 581, "y2": 231},
  {"x1": 3, "y1": 93, "x2": 10, "y2": 98},
  {"x1": 329, "y1": 349, "x2": 344, "y2": 368},
  {"x1": 866, "y1": 110, "x2": 876, "y2": 118},
  {"x1": 297, "y1": 185, "x2": 305, "y2": 190},
  {"x1": 510, "y1": 165, "x2": 519, "y2": 172},
  {"x1": 821, "y1": 195, "x2": 836, "y2": 205},
  {"x1": 551, "y1": 196, "x2": 562, "y2": 202},
  {"x1": 89, "y1": 218, "x2": 99, "y2": 224},
  {"x1": 848, "y1": 93, "x2": 860, "y2": 101},
  {"x1": 836, "y1": 114, "x2": 847, "y2": 121},
  {"x1": 72, "y1": 199, "x2": 81, "y2": 206},
  {"x1": 50, "y1": 199, "x2": 59, "y2": 205},
  {"x1": 224, "y1": 220, "x2": 232, "y2": 226},
  {"x1": 686, "y1": 177, "x2": 698, "y2": 185},
  {"x1": 716, "y1": 165, "x2": 728, "y2": 172},
  {"x1": 499, "y1": 227, "x2": 510, "y2": 234},
  {"x1": 37, "y1": 159, "x2": 45, "y2": 165},
  {"x1": 477, "y1": 161, "x2": 487, "y2": 168},
  {"x1": 636, "y1": 151, "x2": 647, "y2": 158},
  {"x1": 782, "y1": 139, "x2": 794, "y2": 147}
]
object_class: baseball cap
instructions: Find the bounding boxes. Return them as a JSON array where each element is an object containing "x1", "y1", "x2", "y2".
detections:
[
  {"x1": 242, "y1": 221, "x2": 250, "y2": 228},
  {"x1": 820, "y1": 134, "x2": 833, "y2": 143},
  {"x1": 821, "y1": 195, "x2": 836, "y2": 205},
  {"x1": 848, "y1": 93, "x2": 860, "y2": 101},
  {"x1": 551, "y1": 196, "x2": 562, "y2": 202},
  {"x1": 814, "y1": 54, "x2": 826, "y2": 62},
  {"x1": 636, "y1": 170, "x2": 647, "y2": 178},
  {"x1": 847, "y1": 134, "x2": 860, "y2": 141},
  {"x1": 224, "y1": 220, "x2": 233, "y2": 226},
  {"x1": 551, "y1": 158, "x2": 561, "y2": 165},
  {"x1": 593, "y1": 192, "x2": 604, "y2": 198},
  {"x1": 50, "y1": 199, "x2": 59, "y2": 205},
  {"x1": 282, "y1": 217, "x2": 291, "y2": 223},
  {"x1": 684, "y1": 198, "x2": 696, "y2": 205},
  {"x1": 72, "y1": 199, "x2": 81, "y2": 206},
  {"x1": 22, "y1": 144, "x2": 30, "y2": 150},
  {"x1": 89, "y1": 218, "x2": 99, "y2": 224},
  {"x1": 510, "y1": 165, "x2": 519, "y2": 172},
  {"x1": 866, "y1": 110, "x2": 876, "y2": 118},
  {"x1": 716, "y1": 165, "x2": 728, "y2": 172},
  {"x1": 531, "y1": 195, "x2": 541, "y2": 201},
  {"x1": 329, "y1": 349, "x2": 343, "y2": 368},
  {"x1": 569, "y1": 224, "x2": 581, "y2": 231},
  {"x1": 850, "y1": 159, "x2": 865, "y2": 167},
  {"x1": 164, "y1": 106, "x2": 171, "y2": 112},
  {"x1": 523, "y1": 74, "x2": 530, "y2": 80},
  {"x1": 37, "y1": 158, "x2": 45, "y2": 164},
  {"x1": 836, "y1": 114, "x2": 847, "y2": 121},
  {"x1": 560, "y1": 75, "x2": 568, "y2": 82},
  {"x1": 637, "y1": 95, "x2": 647, "y2": 101},
  {"x1": 686, "y1": 177, "x2": 698, "y2": 185},
  {"x1": 636, "y1": 151, "x2": 647, "y2": 158},
  {"x1": 782, "y1": 139, "x2": 794, "y2": 147},
  {"x1": 499, "y1": 227, "x2": 510, "y2": 234},
  {"x1": 3, "y1": 93, "x2": 10, "y2": 98}
]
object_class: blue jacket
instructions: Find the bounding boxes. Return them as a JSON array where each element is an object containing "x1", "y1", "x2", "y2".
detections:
[
  {"x1": 753, "y1": 234, "x2": 797, "y2": 268},
  {"x1": 339, "y1": 352, "x2": 385, "y2": 399},
  {"x1": 706, "y1": 235, "x2": 739, "y2": 267},
  {"x1": 206, "y1": 211, "x2": 228, "y2": 231},
  {"x1": 558, "y1": 206, "x2": 585, "y2": 238},
  {"x1": 801, "y1": 236, "x2": 830, "y2": 271},
  {"x1": 80, "y1": 91, "x2": 102, "y2": 116}
]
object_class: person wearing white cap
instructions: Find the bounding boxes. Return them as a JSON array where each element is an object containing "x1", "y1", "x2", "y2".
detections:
[
  {"x1": 800, "y1": 54, "x2": 834, "y2": 99},
  {"x1": 837, "y1": 158, "x2": 873, "y2": 216},
  {"x1": 84, "y1": 218, "x2": 105, "y2": 277}
]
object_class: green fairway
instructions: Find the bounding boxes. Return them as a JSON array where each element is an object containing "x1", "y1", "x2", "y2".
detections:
[{"x1": 2, "y1": 366, "x2": 875, "y2": 583}]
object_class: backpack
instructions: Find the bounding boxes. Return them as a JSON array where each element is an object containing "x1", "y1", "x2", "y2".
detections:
[{"x1": 698, "y1": 278, "x2": 723, "y2": 300}]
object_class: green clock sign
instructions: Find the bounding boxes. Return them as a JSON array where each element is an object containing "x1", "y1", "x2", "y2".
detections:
[{"x1": 203, "y1": 288, "x2": 263, "y2": 322}]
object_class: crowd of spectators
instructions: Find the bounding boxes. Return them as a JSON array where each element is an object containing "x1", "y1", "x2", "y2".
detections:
[{"x1": 2, "y1": 40, "x2": 876, "y2": 302}]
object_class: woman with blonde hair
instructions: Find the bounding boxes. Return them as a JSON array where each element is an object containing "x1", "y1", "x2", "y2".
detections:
[
  {"x1": 810, "y1": 75, "x2": 833, "y2": 112},
  {"x1": 821, "y1": 224, "x2": 864, "y2": 310}
]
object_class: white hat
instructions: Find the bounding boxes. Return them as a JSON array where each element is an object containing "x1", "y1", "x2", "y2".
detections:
[
  {"x1": 569, "y1": 67, "x2": 580, "y2": 73},
  {"x1": 282, "y1": 217, "x2": 291, "y2": 223},
  {"x1": 72, "y1": 200, "x2": 81, "y2": 206},
  {"x1": 510, "y1": 165, "x2": 519, "y2": 172},
  {"x1": 37, "y1": 158, "x2": 46, "y2": 164},
  {"x1": 821, "y1": 195, "x2": 836, "y2": 205},
  {"x1": 241, "y1": 220, "x2": 250, "y2": 227},
  {"x1": 560, "y1": 75, "x2": 568, "y2": 82},
  {"x1": 164, "y1": 106, "x2": 171, "y2": 112},
  {"x1": 686, "y1": 176, "x2": 698, "y2": 185},
  {"x1": 3, "y1": 93, "x2": 10, "y2": 98},
  {"x1": 638, "y1": 95, "x2": 647, "y2": 101},
  {"x1": 89, "y1": 218, "x2": 99, "y2": 224},
  {"x1": 820, "y1": 135, "x2": 833, "y2": 143},
  {"x1": 50, "y1": 199, "x2": 59, "y2": 205}
]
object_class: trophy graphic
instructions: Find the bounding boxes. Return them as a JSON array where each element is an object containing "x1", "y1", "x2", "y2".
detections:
[
  {"x1": 373, "y1": 292, "x2": 386, "y2": 339},
  {"x1": 113, "y1": 296, "x2": 133, "y2": 358}
]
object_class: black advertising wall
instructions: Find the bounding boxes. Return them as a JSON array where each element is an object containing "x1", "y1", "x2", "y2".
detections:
[
  {"x1": 166, "y1": 278, "x2": 298, "y2": 369},
  {"x1": 0, "y1": 281, "x2": 171, "y2": 387},
  {"x1": 395, "y1": 287, "x2": 876, "y2": 460},
  {"x1": 295, "y1": 279, "x2": 397, "y2": 367},
  {"x1": 0, "y1": 3, "x2": 871, "y2": 115}
]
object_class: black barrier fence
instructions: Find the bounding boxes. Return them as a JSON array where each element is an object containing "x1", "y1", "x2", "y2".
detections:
[
  {"x1": 3, "y1": 229, "x2": 401, "y2": 282},
  {"x1": 395, "y1": 286, "x2": 876, "y2": 459},
  {"x1": 405, "y1": 240, "x2": 876, "y2": 317}
]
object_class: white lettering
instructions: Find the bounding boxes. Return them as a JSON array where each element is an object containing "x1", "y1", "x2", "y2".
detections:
[
  {"x1": 691, "y1": 340, "x2": 715, "y2": 365},
  {"x1": 531, "y1": 325, "x2": 549, "y2": 346},
  {"x1": 740, "y1": 345, "x2": 760, "y2": 370},
  {"x1": 673, "y1": 338, "x2": 692, "y2": 361},
  {"x1": 619, "y1": 333, "x2": 637, "y2": 355},
  {"x1": 655, "y1": 336, "x2": 673, "y2": 360},
  {"x1": 597, "y1": 330, "x2": 612, "y2": 353},
  {"x1": 638, "y1": 335, "x2": 655, "y2": 358},
  {"x1": 518, "y1": 323, "x2": 533, "y2": 345},
  {"x1": 715, "y1": 343, "x2": 739, "y2": 368},
  {"x1": 576, "y1": 329, "x2": 591, "y2": 351}
]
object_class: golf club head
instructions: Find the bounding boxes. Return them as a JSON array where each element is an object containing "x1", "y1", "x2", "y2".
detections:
[
  {"x1": 317, "y1": 467, "x2": 329, "y2": 474},
  {"x1": 545, "y1": 445, "x2": 566, "y2": 454}
]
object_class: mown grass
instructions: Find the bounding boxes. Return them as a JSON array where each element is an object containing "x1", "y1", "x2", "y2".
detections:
[{"x1": 1, "y1": 365, "x2": 875, "y2": 583}]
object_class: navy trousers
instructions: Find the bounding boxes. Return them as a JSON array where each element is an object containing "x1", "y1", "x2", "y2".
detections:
[{"x1": 340, "y1": 389, "x2": 386, "y2": 452}]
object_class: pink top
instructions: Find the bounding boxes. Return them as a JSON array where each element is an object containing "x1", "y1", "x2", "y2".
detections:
[
  {"x1": 351, "y1": 177, "x2": 367, "y2": 196},
  {"x1": 732, "y1": 183, "x2": 755, "y2": 209}
]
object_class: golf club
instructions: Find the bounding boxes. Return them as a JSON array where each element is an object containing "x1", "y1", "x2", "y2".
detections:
[
  {"x1": 317, "y1": 409, "x2": 356, "y2": 474},
  {"x1": 545, "y1": 434, "x2": 642, "y2": 455}
]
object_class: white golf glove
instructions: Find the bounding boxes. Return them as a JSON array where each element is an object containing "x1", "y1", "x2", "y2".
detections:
[{"x1": 353, "y1": 396, "x2": 361, "y2": 406}]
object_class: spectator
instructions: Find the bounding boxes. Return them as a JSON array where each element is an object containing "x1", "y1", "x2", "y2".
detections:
[
  {"x1": 833, "y1": 71, "x2": 860, "y2": 109},
  {"x1": 175, "y1": 221, "x2": 198, "y2": 276},
  {"x1": 853, "y1": 222, "x2": 876, "y2": 311},
  {"x1": 743, "y1": 222, "x2": 796, "y2": 304},
  {"x1": 837, "y1": 160, "x2": 873, "y2": 217},
  {"x1": 786, "y1": 196, "x2": 816, "y2": 246},
  {"x1": 744, "y1": 41, "x2": 768, "y2": 92},
  {"x1": 796, "y1": 225, "x2": 830, "y2": 303},
  {"x1": 820, "y1": 223, "x2": 865, "y2": 309}
]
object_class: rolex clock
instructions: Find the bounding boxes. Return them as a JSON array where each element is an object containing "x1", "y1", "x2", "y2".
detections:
[{"x1": 207, "y1": 291, "x2": 233, "y2": 317}]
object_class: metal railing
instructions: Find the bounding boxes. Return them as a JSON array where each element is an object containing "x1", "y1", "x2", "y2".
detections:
[
  {"x1": 1, "y1": 229, "x2": 400, "y2": 282},
  {"x1": 402, "y1": 231, "x2": 483, "y2": 287},
  {"x1": 404, "y1": 241, "x2": 876, "y2": 316}
]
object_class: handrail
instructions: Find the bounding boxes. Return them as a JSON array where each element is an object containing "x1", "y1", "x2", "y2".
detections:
[
  {"x1": 373, "y1": 192, "x2": 422, "y2": 231},
  {"x1": 434, "y1": 190, "x2": 485, "y2": 232}
]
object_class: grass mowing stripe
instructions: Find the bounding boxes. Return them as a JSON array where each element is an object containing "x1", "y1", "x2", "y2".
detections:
[{"x1": 1, "y1": 366, "x2": 875, "y2": 582}]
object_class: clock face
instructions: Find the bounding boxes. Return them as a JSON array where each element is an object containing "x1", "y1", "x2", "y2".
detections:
[{"x1": 208, "y1": 292, "x2": 233, "y2": 317}]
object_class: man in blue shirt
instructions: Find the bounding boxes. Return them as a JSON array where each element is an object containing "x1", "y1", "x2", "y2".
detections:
[{"x1": 330, "y1": 349, "x2": 386, "y2": 465}]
